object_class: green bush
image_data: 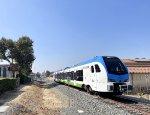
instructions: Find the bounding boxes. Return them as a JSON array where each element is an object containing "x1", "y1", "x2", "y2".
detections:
[
  {"x1": 16, "y1": 74, "x2": 31, "y2": 84},
  {"x1": 0, "y1": 78, "x2": 17, "y2": 93}
]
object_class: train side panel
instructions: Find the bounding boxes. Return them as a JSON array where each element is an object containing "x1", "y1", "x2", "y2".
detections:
[{"x1": 83, "y1": 62, "x2": 108, "y2": 92}]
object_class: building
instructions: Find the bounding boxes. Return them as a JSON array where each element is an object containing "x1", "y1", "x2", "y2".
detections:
[
  {"x1": 122, "y1": 58, "x2": 150, "y2": 93},
  {"x1": 0, "y1": 60, "x2": 18, "y2": 78}
]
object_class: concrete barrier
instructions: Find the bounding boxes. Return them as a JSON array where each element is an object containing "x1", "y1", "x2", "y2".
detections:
[{"x1": 0, "y1": 106, "x2": 13, "y2": 115}]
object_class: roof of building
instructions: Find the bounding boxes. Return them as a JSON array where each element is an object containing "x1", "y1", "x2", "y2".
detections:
[
  {"x1": 127, "y1": 67, "x2": 150, "y2": 74},
  {"x1": 122, "y1": 59, "x2": 150, "y2": 67},
  {"x1": 122, "y1": 59, "x2": 150, "y2": 74},
  {"x1": 0, "y1": 60, "x2": 10, "y2": 66}
]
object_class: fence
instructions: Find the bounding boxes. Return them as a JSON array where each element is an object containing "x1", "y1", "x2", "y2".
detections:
[{"x1": 128, "y1": 74, "x2": 150, "y2": 100}]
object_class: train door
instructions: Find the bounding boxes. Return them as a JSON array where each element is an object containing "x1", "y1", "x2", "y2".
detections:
[
  {"x1": 95, "y1": 63, "x2": 108, "y2": 92},
  {"x1": 90, "y1": 65, "x2": 97, "y2": 90},
  {"x1": 89, "y1": 63, "x2": 103, "y2": 91},
  {"x1": 94, "y1": 64, "x2": 101, "y2": 91},
  {"x1": 83, "y1": 67, "x2": 91, "y2": 85}
]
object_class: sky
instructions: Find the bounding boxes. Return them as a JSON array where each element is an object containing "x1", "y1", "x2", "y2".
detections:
[{"x1": 0, "y1": 0, "x2": 150, "y2": 73}]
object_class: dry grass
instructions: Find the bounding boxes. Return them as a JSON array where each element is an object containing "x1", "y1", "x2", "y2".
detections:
[{"x1": 1, "y1": 84, "x2": 68, "y2": 115}]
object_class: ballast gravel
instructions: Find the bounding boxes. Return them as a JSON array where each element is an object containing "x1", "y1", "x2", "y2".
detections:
[{"x1": 47, "y1": 80, "x2": 133, "y2": 115}]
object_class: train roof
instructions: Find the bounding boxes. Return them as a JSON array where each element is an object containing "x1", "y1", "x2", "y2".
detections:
[
  {"x1": 73, "y1": 56, "x2": 102, "y2": 67},
  {"x1": 55, "y1": 56, "x2": 117, "y2": 72},
  {"x1": 65, "y1": 56, "x2": 117, "y2": 70}
]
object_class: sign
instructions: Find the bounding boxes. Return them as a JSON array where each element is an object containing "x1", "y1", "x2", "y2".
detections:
[{"x1": 8, "y1": 64, "x2": 18, "y2": 71}]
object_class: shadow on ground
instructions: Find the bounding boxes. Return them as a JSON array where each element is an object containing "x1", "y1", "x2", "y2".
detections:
[
  {"x1": 0, "y1": 85, "x2": 29, "y2": 106},
  {"x1": 124, "y1": 95, "x2": 150, "y2": 104},
  {"x1": 46, "y1": 82, "x2": 60, "y2": 89}
]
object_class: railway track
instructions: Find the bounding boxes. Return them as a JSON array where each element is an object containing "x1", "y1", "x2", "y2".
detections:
[
  {"x1": 35, "y1": 80, "x2": 150, "y2": 115},
  {"x1": 63, "y1": 82, "x2": 150, "y2": 115},
  {"x1": 94, "y1": 94, "x2": 150, "y2": 115},
  {"x1": 33, "y1": 80, "x2": 48, "y2": 88}
]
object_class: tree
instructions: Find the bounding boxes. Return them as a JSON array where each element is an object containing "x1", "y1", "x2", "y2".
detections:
[
  {"x1": 0, "y1": 36, "x2": 35, "y2": 76},
  {"x1": 36, "y1": 72, "x2": 41, "y2": 78},
  {"x1": 45, "y1": 70, "x2": 51, "y2": 77},
  {"x1": 0, "y1": 38, "x2": 16, "y2": 63},
  {"x1": 0, "y1": 38, "x2": 17, "y2": 77},
  {"x1": 5, "y1": 39, "x2": 16, "y2": 63},
  {"x1": 15, "y1": 36, "x2": 35, "y2": 75}
]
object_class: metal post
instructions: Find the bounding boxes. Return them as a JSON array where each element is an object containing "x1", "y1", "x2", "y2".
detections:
[
  {"x1": 145, "y1": 75, "x2": 148, "y2": 91},
  {"x1": 145, "y1": 75, "x2": 149, "y2": 101},
  {"x1": 127, "y1": 84, "x2": 128, "y2": 95}
]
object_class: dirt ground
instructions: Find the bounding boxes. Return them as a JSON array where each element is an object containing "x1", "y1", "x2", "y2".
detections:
[{"x1": 0, "y1": 84, "x2": 68, "y2": 115}]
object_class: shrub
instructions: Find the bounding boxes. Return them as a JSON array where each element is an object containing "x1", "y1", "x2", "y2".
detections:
[
  {"x1": 0, "y1": 78, "x2": 17, "y2": 94},
  {"x1": 16, "y1": 74, "x2": 31, "y2": 84}
]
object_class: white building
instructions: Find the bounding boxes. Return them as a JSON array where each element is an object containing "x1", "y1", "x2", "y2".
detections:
[{"x1": 0, "y1": 60, "x2": 17, "y2": 78}]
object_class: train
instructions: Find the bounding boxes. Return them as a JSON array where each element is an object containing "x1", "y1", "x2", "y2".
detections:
[{"x1": 53, "y1": 56, "x2": 133, "y2": 94}]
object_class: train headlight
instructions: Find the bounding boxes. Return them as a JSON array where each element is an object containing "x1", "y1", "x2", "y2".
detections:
[
  {"x1": 107, "y1": 85, "x2": 114, "y2": 91},
  {"x1": 108, "y1": 79, "x2": 116, "y2": 82}
]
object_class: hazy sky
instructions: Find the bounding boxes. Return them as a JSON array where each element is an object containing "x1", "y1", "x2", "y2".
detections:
[{"x1": 0, "y1": 0, "x2": 150, "y2": 72}]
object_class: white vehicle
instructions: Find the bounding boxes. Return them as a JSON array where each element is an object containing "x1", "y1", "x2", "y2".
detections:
[{"x1": 54, "y1": 56, "x2": 132, "y2": 94}]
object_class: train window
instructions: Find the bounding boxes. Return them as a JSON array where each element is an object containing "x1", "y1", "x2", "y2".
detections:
[
  {"x1": 60, "y1": 73, "x2": 61, "y2": 79},
  {"x1": 76, "y1": 70, "x2": 83, "y2": 81},
  {"x1": 103, "y1": 57, "x2": 128, "y2": 75},
  {"x1": 65, "y1": 73, "x2": 67, "y2": 79},
  {"x1": 59, "y1": 73, "x2": 62, "y2": 79},
  {"x1": 62, "y1": 73, "x2": 65, "y2": 80},
  {"x1": 70, "y1": 72, "x2": 74, "y2": 80},
  {"x1": 95, "y1": 64, "x2": 101, "y2": 72},
  {"x1": 67, "y1": 72, "x2": 73, "y2": 80},
  {"x1": 60, "y1": 73, "x2": 62, "y2": 79},
  {"x1": 57, "y1": 74, "x2": 59, "y2": 79},
  {"x1": 91, "y1": 66, "x2": 94, "y2": 73},
  {"x1": 66, "y1": 72, "x2": 71, "y2": 80},
  {"x1": 74, "y1": 72, "x2": 77, "y2": 80}
]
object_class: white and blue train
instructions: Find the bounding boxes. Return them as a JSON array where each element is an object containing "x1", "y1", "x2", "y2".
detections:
[{"x1": 53, "y1": 56, "x2": 132, "y2": 94}]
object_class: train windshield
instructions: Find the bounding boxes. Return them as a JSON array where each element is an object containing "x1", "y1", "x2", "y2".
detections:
[{"x1": 103, "y1": 57, "x2": 128, "y2": 75}]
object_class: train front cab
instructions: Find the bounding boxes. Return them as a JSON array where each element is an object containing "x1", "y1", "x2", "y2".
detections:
[
  {"x1": 107, "y1": 75, "x2": 133, "y2": 94},
  {"x1": 103, "y1": 56, "x2": 133, "y2": 94}
]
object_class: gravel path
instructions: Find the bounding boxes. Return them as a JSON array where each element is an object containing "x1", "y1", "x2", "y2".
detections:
[{"x1": 46, "y1": 79, "x2": 133, "y2": 115}]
